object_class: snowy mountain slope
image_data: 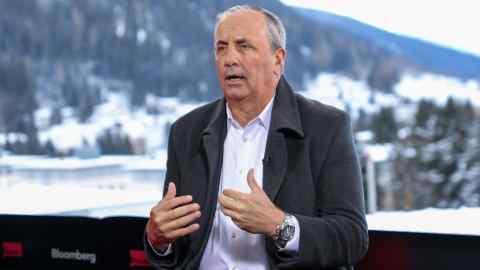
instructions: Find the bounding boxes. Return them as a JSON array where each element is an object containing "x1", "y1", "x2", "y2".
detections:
[
  {"x1": 37, "y1": 91, "x2": 205, "y2": 153},
  {"x1": 34, "y1": 72, "x2": 479, "y2": 153}
]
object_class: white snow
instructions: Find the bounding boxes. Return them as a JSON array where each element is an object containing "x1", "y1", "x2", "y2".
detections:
[
  {"x1": 363, "y1": 144, "x2": 393, "y2": 162},
  {"x1": 367, "y1": 208, "x2": 480, "y2": 236},
  {"x1": 0, "y1": 133, "x2": 28, "y2": 145},
  {"x1": 33, "y1": 71, "x2": 478, "y2": 154},
  {"x1": 115, "y1": 21, "x2": 126, "y2": 38},
  {"x1": 1, "y1": 155, "x2": 166, "y2": 171},
  {"x1": 0, "y1": 183, "x2": 162, "y2": 217},
  {"x1": 355, "y1": 130, "x2": 374, "y2": 142},
  {"x1": 158, "y1": 31, "x2": 171, "y2": 51},
  {"x1": 0, "y1": 155, "x2": 167, "y2": 217},
  {"x1": 395, "y1": 73, "x2": 480, "y2": 106},
  {"x1": 302, "y1": 72, "x2": 479, "y2": 119},
  {"x1": 34, "y1": 107, "x2": 52, "y2": 129},
  {"x1": 37, "y1": 92, "x2": 204, "y2": 153},
  {"x1": 137, "y1": 29, "x2": 147, "y2": 44},
  {"x1": 301, "y1": 73, "x2": 401, "y2": 116}
]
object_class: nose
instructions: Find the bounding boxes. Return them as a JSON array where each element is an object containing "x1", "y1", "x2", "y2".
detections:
[{"x1": 224, "y1": 46, "x2": 240, "y2": 67}]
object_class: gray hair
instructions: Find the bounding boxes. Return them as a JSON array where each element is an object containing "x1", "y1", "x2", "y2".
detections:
[{"x1": 214, "y1": 5, "x2": 286, "y2": 52}]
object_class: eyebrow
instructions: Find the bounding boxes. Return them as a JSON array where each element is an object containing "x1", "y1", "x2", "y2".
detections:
[
  {"x1": 235, "y1": 38, "x2": 248, "y2": 44},
  {"x1": 216, "y1": 38, "x2": 250, "y2": 46},
  {"x1": 215, "y1": 40, "x2": 228, "y2": 48}
]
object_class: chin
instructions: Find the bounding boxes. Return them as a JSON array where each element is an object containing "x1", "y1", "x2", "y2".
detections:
[{"x1": 222, "y1": 86, "x2": 249, "y2": 101}]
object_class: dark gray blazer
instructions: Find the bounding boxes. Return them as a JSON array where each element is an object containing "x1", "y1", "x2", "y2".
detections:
[{"x1": 144, "y1": 77, "x2": 368, "y2": 269}]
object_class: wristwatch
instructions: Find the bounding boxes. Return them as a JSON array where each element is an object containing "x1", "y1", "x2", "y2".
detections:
[{"x1": 273, "y1": 213, "x2": 296, "y2": 249}]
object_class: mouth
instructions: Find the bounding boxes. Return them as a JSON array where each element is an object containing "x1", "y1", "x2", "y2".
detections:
[{"x1": 225, "y1": 74, "x2": 246, "y2": 82}]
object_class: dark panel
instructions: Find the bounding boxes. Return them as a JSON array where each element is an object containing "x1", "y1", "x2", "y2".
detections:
[{"x1": 357, "y1": 230, "x2": 480, "y2": 270}]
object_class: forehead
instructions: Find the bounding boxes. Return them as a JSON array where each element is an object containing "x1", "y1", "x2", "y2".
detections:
[{"x1": 215, "y1": 10, "x2": 268, "y2": 42}]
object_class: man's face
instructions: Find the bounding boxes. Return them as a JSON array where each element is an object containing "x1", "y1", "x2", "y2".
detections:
[{"x1": 214, "y1": 10, "x2": 285, "y2": 104}]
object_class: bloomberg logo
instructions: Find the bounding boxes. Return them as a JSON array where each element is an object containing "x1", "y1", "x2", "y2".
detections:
[
  {"x1": 51, "y1": 248, "x2": 96, "y2": 264},
  {"x1": 2, "y1": 242, "x2": 23, "y2": 258},
  {"x1": 129, "y1": 249, "x2": 151, "y2": 267}
]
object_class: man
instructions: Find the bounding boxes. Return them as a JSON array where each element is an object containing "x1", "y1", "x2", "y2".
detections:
[{"x1": 144, "y1": 5, "x2": 368, "y2": 270}]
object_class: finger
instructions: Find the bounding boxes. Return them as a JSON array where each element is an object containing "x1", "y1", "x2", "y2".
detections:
[
  {"x1": 223, "y1": 189, "x2": 247, "y2": 200},
  {"x1": 162, "y1": 195, "x2": 193, "y2": 210},
  {"x1": 218, "y1": 194, "x2": 238, "y2": 210},
  {"x1": 247, "y1": 169, "x2": 261, "y2": 192},
  {"x1": 221, "y1": 207, "x2": 240, "y2": 221},
  {"x1": 164, "y1": 182, "x2": 177, "y2": 200},
  {"x1": 165, "y1": 223, "x2": 200, "y2": 239},
  {"x1": 167, "y1": 203, "x2": 200, "y2": 220},
  {"x1": 163, "y1": 210, "x2": 201, "y2": 232}
]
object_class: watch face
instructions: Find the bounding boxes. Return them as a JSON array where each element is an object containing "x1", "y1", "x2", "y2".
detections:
[{"x1": 280, "y1": 224, "x2": 295, "y2": 241}]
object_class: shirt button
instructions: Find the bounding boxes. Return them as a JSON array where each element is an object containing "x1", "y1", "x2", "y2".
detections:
[
  {"x1": 232, "y1": 232, "x2": 236, "y2": 239},
  {"x1": 242, "y1": 136, "x2": 247, "y2": 142}
]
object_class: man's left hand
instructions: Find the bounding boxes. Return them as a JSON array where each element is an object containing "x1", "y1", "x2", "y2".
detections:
[{"x1": 219, "y1": 169, "x2": 285, "y2": 237}]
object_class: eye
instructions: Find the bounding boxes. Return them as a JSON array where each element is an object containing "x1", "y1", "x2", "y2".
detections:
[{"x1": 216, "y1": 45, "x2": 226, "y2": 54}]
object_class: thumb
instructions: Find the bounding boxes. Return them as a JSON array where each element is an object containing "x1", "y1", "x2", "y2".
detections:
[
  {"x1": 247, "y1": 169, "x2": 261, "y2": 192},
  {"x1": 164, "y1": 182, "x2": 176, "y2": 199}
]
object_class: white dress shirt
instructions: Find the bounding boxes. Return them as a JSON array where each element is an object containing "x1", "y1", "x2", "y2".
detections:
[
  {"x1": 199, "y1": 97, "x2": 299, "y2": 270},
  {"x1": 151, "y1": 97, "x2": 300, "y2": 269}
]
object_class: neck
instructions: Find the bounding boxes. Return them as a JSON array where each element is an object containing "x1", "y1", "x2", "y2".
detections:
[{"x1": 228, "y1": 93, "x2": 273, "y2": 127}]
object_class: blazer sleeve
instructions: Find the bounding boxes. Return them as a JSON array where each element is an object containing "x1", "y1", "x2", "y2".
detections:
[
  {"x1": 274, "y1": 113, "x2": 369, "y2": 268},
  {"x1": 143, "y1": 122, "x2": 184, "y2": 269}
]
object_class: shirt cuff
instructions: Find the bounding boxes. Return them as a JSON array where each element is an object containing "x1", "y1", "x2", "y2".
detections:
[
  {"x1": 147, "y1": 237, "x2": 173, "y2": 256},
  {"x1": 278, "y1": 214, "x2": 300, "y2": 254}
]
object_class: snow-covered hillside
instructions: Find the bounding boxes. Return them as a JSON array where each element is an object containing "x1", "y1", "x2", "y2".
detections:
[
  {"x1": 303, "y1": 72, "x2": 480, "y2": 120},
  {"x1": 33, "y1": 72, "x2": 479, "y2": 154},
  {"x1": 36, "y1": 92, "x2": 205, "y2": 153}
]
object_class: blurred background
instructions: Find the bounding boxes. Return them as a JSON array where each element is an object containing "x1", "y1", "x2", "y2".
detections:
[{"x1": 0, "y1": 0, "x2": 479, "y2": 227}]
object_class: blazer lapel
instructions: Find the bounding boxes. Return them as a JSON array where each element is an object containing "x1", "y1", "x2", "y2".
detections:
[
  {"x1": 189, "y1": 100, "x2": 226, "y2": 257},
  {"x1": 263, "y1": 131, "x2": 287, "y2": 201},
  {"x1": 201, "y1": 99, "x2": 227, "y2": 187},
  {"x1": 263, "y1": 76, "x2": 304, "y2": 202},
  {"x1": 202, "y1": 132, "x2": 221, "y2": 187}
]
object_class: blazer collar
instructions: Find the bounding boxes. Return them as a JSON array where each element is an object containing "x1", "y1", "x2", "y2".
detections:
[
  {"x1": 202, "y1": 76, "x2": 304, "y2": 138},
  {"x1": 201, "y1": 98, "x2": 227, "y2": 137},
  {"x1": 270, "y1": 76, "x2": 304, "y2": 138}
]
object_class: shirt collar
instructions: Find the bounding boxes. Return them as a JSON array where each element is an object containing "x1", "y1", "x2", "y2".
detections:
[{"x1": 226, "y1": 96, "x2": 275, "y2": 129}]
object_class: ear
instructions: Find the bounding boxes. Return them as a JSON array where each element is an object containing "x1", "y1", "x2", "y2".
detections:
[{"x1": 273, "y1": 48, "x2": 286, "y2": 77}]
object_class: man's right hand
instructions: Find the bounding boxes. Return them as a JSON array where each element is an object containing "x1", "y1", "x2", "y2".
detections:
[{"x1": 146, "y1": 182, "x2": 201, "y2": 250}]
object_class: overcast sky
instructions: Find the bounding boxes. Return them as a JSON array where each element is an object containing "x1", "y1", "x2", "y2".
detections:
[{"x1": 281, "y1": 0, "x2": 480, "y2": 57}]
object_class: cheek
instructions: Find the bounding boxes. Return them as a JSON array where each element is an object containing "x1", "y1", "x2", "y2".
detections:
[{"x1": 255, "y1": 61, "x2": 275, "y2": 79}]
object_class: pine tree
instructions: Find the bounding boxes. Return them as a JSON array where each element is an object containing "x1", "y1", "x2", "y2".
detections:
[
  {"x1": 78, "y1": 90, "x2": 96, "y2": 123},
  {"x1": 44, "y1": 139, "x2": 57, "y2": 157},
  {"x1": 49, "y1": 107, "x2": 64, "y2": 126},
  {"x1": 388, "y1": 97, "x2": 480, "y2": 209},
  {"x1": 0, "y1": 57, "x2": 37, "y2": 134},
  {"x1": 372, "y1": 107, "x2": 398, "y2": 143},
  {"x1": 96, "y1": 125, "x2": 134, "y2": 155},
  {"x1": 355, "y1": 108, "x2": 371, "y2": 132},
  {"x1": 415, "y1": 99, "x2": 436, "y2": 128}
]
